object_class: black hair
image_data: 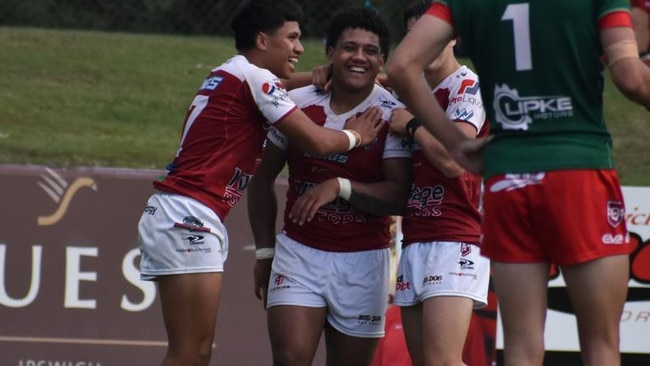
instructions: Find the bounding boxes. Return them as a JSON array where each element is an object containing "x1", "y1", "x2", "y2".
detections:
[
  {"x1": 403, "y1": 0, "x2": 433, "y2": 26},
  {"x1": 325, "y1": 7, "x2": 391, "y2": 60},
  {"x1": 230, "y1": 0, "x2": 304, "y2": 51}
]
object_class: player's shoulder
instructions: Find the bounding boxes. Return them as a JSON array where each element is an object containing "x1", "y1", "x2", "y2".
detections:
[
  {"x1": 441, "y1": 65, "x2": 481, "y2": 94},
  {"x1": 219, "y1": 55, "x2": 279, "y2": 84},
  {"x1": 450, "y1": 65, "x2": 479, "y2": 83},
  {"x1": 288, "y1": 85, "x2": 329, "y2": 107},
  {"x1": 371, "y1": 84, "x2": 405, "y2": 110}
]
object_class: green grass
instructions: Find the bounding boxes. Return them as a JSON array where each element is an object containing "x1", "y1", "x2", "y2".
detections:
[{"x1": 1, "y1": 27, "x2": 649, "y2": 185}]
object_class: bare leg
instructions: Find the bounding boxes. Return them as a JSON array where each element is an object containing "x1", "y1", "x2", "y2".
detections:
[
  {"x1": 158, "y1": 272, "x2": 222, "y2": 366},
  {"x1": 267, "y1": 305, "x2": 327, "y2": 366},
  {"x1": 401, "y1": 303, "x2": 425, "y2": 365},
  {"x1": 562, "y1": 254, "x2": 629, "y2": 366},
  {"x1": 324, "y1": 322, "x2": 379, "y2": 366},
  {"x1": 492, "y1": 261, "x2": 550, "y2": 366},
  {"x1": 401, "y1": 296, "x2": 473, "y2": 366}
]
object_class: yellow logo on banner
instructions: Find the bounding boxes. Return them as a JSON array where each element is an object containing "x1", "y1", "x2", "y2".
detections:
[{"x1": 37, "y1": 168, "x2": 98, "y2": 226}]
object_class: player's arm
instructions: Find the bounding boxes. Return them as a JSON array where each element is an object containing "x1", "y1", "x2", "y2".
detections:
[
  {"x1": 630, "y1": 6, "x2": 650, "y2": 54},
  {"x1": 281, "y1": 65, "x2": 332, "y2": 91},
  {"x1": 280, "y1": 71, "x2": 313, "y2": 90},
  {"x1": 602, "y1": 25, "x2": 650, "y2": 108},
  {"x1": 345, "y1": 157, "x2": 412, "y2": 215},
  {"x1": 288, "y1": 157, "x2": 411, "y2": 225},
  {"x1": 276, "y1": 106, "x2": 384, "y2": 156},
  {"x1": 247, "y1": 140, "x2": 286, "y2": 302},
  {"x1": 387, "y1": 13, "x2": 470, "y2": 163},
  {"x1": 390, "y1": 108, "x2": 475, "y2": 178}
]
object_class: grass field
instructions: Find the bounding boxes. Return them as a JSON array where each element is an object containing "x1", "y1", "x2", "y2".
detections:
[{"x1": 1, "y1": 27, "x2": 649, "y2": 185}]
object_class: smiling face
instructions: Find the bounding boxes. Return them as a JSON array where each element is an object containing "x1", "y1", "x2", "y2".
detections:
[
  {"x1": 327, "y1": 27, "x2": 384, "y2": 93},
  {"x1": 261, "y1": 21, "x2": 304, "y2": 79}
]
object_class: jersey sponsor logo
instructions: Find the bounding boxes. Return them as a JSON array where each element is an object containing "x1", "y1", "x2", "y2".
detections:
[
  {"x1": 173, "y1": 216, "x2": 211, "y2": 232},
  {"x1": 449, "y1": 94, "x2": 483, "y2": 108},
  {"x1": 422, "y1": 275, "x2": 443, "y2": 286},
  {"x1": 357, "y1": 313, "x2": 383, "y2": 326},
  {"x1": 407, "y1": 184, "x2": 444, "y2": 217},
  {"x1": 458, "y1": 258, "x2": 475, "y2": 270},
  {"x1": 448, "y1": 271, "x2": 478, "y2": 279},
  {"x1": 454, "y1": 108, "x2": 475, "y2": 121},
  {"x1": 607, "y1": 200, "x2": 625, "y2": 228},
  {"x1": 493, "y1": 84, "x2": 573, "y2": 130},
  {"x1": 270, "y1": 274, "x2": 291, "y2": 293},
  {"x1": 458, "y1": 79, "x2": 480, "y2": 95},
  {"x1": 263, "y1": 81, "x2": 291, "y2": 109},
  {"x1": 199, "y1": 75, "x2": 223, "y2": 91},
  {"x1": 274, "y1": 274, "x2": 285, "y2": 286},
  {"x1": 488, "y1": 172, "x2": 545, "y2": 192},
  {"x1": 224, "y1": 167, "x2": 253, "y2": 206},
  {"x1": 184, "y1": 234, "x2": 205, "y2": 245},
  {"x1": 262, "y1": 81, "x2": 284, "y2": 96},
  {"x1": 460, "y1": 242, "x2": 472, "y2": 257},
  {"x1": 395, "y1": 275, "x2": 411, "y2": 291},
  {"x1": 303, "y1": 152, "x2": 349, "y2": 163},
  {"x1": 378, "y1": 95, "x2": 397, "y2": 109},
  {"x1": 602, "y1": 233, "x2": 625, "y2": 245}
]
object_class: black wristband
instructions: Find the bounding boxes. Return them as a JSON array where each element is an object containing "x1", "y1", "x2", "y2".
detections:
[{"x1": 405, "y1": 118, "x2": 421, "y2": 140}]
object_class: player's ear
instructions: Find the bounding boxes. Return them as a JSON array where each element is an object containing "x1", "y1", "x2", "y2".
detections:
[
  {"x1": 326, "y1": 46, "x2": 335, "y2": 62},
  {"x1": 255, "y1": 32, "x2": 269, "y2": 50}
]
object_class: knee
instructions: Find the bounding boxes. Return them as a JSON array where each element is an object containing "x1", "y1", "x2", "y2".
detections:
[
  {"x1": 166, "y1": 341, "x2": 213, "y2": 366},
  {"x1": 272, "y1": 349, "x2": 311, "y2": 366}
]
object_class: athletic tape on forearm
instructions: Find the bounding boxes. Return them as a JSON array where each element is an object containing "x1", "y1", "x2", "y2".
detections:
[{"x1": 605, "y1": 40, "x2": 639, "y2": 66}]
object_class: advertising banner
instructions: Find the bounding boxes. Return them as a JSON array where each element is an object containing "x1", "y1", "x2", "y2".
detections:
[
  {"x1": 2, "y1": 165, "x2": 646, "y2": 365},
  {"x1": 0, "y1": 165, "x2": 292, "y2": 365}
]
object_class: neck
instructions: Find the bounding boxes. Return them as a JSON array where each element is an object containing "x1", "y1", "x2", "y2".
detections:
[
  {"x1": 424, "y1": 57, "x2": 462, "y2": 89},
  {"x1": 329, "y1": 84, "x2": 375, "y2": 115}
]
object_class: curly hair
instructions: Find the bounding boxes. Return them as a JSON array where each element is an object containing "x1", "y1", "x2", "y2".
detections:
[{"x1": 325, "y1": 7, "x2": 391, "y2": 60}]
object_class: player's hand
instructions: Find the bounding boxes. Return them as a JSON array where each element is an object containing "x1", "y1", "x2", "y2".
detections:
[
  {"x1": 344, "y1": 106, "x2": 385, "y2": 148},
  {"x1": 288, "y1": 179, "x2": 339, "y2": 225},
  {"x1": 375, "y1": 73, "x2": 393, "y2": 92},
  {"x1": 389, "y1": 108, "x2": 413, "y2": 136},
  {"x1": 312, "y1": 64, "x2": 333, "y2": 92},
  {"x1": 253, "y1": 259, "x2": 272, "y2": 307},
  {"x1": 451, "y1": 136, "x2": 490, "y2": 175}
]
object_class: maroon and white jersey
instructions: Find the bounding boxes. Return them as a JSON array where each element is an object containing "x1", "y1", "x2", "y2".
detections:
[
  {"x1": 268, "y1": 84, "x2": 411, "y2": 252},
  {"x1": 403, "y1": 66, "x2": 487, "y2": 246},
  {"x1": 155, "y1": 55, "x2": 297, "y2": 220}
]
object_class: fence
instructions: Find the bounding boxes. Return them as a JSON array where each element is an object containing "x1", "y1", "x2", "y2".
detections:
[{"x1": 0, "y1": 0, "x2": 411, "y2": 41}]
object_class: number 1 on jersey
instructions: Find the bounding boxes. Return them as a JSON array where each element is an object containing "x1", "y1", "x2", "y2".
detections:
[{"x1": 502, "y1": 3, "x2": 532, "y2": 71}]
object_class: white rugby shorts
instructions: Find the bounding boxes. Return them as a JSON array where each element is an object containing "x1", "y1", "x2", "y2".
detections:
[
  {"x1": 138, "y1": 192, "x2": 228, "y2": 280},
  {"x1": 267, "y1": 232, "x2": 390, "y2": 338},
  {"x1": 393, "y1": 241, "x2": 489, "y2": 308}
]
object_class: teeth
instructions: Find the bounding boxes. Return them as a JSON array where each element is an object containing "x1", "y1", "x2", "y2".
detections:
[
  {"x1": 288, "y1": 58, "x2": 298, "y2": 64},
  {"x1": 349, "y1": 67, "x2": 365, "y2": 73}
]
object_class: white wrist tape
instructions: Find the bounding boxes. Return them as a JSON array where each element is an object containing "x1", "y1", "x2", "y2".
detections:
[
  {"x1": 255, "y1": 247, "x2": 275, "y2": 260},
  {"x1": 341, "y1": 129, "x2": 361, "y2": 151},
  {"x1": 337, "y1": 177, "x2": 352, "y2": 200}
]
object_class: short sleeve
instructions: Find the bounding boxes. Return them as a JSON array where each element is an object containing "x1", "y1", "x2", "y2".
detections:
[{"x1": 246, "y1": 68, "x2": 297, "y2": 125}]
